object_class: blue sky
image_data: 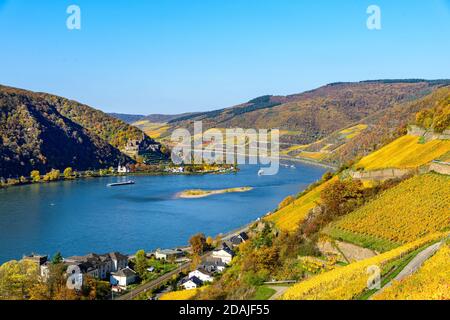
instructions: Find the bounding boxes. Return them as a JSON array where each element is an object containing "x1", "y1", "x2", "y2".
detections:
[{"x1": 0, "y1": 0, "x2": 449, "y2": 114}]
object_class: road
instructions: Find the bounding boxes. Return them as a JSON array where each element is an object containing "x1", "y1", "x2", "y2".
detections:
[{"x1": 370, "y1": 241, "x2": 443, "y2": 299}]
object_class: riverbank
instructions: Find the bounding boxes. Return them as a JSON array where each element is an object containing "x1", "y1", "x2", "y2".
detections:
[
  {"x1": 0, "y1": 167, "x2": 238, "y2": 190},
  {"x1": 177, "y1": 187, "x2": 253, "y2": 199}
]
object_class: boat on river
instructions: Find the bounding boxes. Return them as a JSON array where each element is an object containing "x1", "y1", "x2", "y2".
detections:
[{"x1": 107, "y1": 180, "x2": 135, "y2": 187}]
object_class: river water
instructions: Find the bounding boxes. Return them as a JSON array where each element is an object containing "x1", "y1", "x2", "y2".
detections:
[{"x1": 0, "y1": 163, "x2": 326, "y2": 263}]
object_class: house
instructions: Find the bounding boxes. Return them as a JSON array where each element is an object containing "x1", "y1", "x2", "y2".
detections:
[
  {"x1": 64, "y1": 252, "x2": 129, "y2": 280},
  {"x1": 110, "y1": 267, "x2": 138, "y2": 289},
  {"x1": 154, "y1": 248, "x2": 184, "y2": 261},
  {"x1": 23, "y1": 254, "x2": 50, "y2": 279},
  {"x1": 181, "y1": 276, "x2": 203, "y2": 290},
  {"x1": 212, "y1": 244, "x2": 235, "y2": 265},
  {"x1": 23, "y1": 254, "x2": 48, "y2": 266},
  {"x1": 228, "y1": 232, "x2": 249, "y2": 246},
  {"x1": 117, "y1": 164, "x2": 130, "y2": 173},
  {"x1": 200, "y1": 257, "x2": 226, "y2": 273},
  {"x1": 188, "y1": 268, "x2": 214, "y2": 283}
]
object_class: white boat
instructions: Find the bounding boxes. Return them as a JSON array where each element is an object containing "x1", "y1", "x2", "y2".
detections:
[
  {"x1": 258, "y1": 169, "x2": 265, "y2": 176},
  {"x1": 290, "y1": 165, "x2": 296, "y2": 169},
  {"x1": 107, "y1": 180, "x2": 135, "y2": 187}
]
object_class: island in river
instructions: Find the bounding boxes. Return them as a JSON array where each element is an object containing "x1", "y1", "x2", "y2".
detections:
[{"x1": 178, "y1": 187, "x2": 253, "y2": 199}]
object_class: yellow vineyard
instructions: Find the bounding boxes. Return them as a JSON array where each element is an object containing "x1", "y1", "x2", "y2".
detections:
[
  {"x1": 340, "y1": 124, "x2": 368, "y2": 139},
  {"x1": 159, "y1": 288, "x2": 201, "y2": 300},
  {"x1": 281, "y1": 233, "x2": 446, "y2": 300},
  {"x1": 327, "y1": 174, "x2": 450, "y2": 248},
  {"x1": 356, "y1": 135, "x2": 450, "y2": 170},
  {"x1": 374, "y1": 242, "x2": 450, "y2": 300},
  {"x1": 266, "y1": 177, "x2": 338, "y2": 232}
]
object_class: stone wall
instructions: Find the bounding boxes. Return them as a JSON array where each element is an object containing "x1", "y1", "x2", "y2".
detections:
[
  {"x1": 407, "y1": 125, "x2": 450, "y2": 141},
  {"x1": 349, "y1": 168, "x2": 414, "y2": 181},
  {"x1": 429, "y1": 162, "x2": 450, "y2": 175}
]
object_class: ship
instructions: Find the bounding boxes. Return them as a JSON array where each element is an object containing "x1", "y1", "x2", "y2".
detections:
[{"x1": 107, "y1": 180, "x2": 135, "y2": 187}]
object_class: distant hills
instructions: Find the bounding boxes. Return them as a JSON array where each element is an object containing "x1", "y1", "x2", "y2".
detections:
[
  {"x1": 109, "y1": 79, "x2": 450, "y2": 166},
  {"x1": 109, "y1": 112, "x2": 201, "y2": 124},
  {"x1": 0, "y1": 85, "x2": 164, "y2": 179}
]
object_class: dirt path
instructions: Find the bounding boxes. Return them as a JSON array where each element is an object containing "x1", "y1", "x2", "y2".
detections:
[
  {"x1": 268, "y1": 286, "x2": 290, "y2": 300},
  {"x1": 370, "y1": 241, "x2": 443, "y2": 299}
]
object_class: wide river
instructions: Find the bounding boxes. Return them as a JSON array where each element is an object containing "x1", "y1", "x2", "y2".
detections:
[{"x1": 0, "y1": 163, "x2": 326, "y2": 263}]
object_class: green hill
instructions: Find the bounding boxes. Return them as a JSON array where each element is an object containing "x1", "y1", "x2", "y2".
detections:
[{"x1": 0, "y1": 85, "x2": 164, "y2": 179}]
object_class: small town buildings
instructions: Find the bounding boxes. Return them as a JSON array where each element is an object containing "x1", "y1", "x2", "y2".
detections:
[
  {"x1": 181, "y1": 276, "x2": 203, "y2": 290},
  {"x1": 154, "y1": 248, "x2": 185, "y2": 261},
  {"x1": 189, "y1": 268, "x2": 214, "y2": 283},
  {"x1": 64, "y1": 252, "x2": 129, "y2": 280},
  {"x1": 110, "y1": 267, "x2": 138, "y2": 289},
  {"x1": 200, "y1": 257, "x2": 226, "y2": 273},
  {"x1": 212, "y1": 244, "x2": 235, "y2": 265}
]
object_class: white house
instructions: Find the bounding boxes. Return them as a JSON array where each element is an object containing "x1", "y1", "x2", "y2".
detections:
[
  {"x1": 154, "y1": 248, "x2": 184, "y2": 261},
  {"x1": 189, "y1": 268, "x2": 214, "y2": 283},
  {"x1": 110, "y1": 267, "x2": 137, "y2": 289},
  {"x1": 181, "y1": 276, "x2": 203, "y2": 290},
  {"x1": 212, "y1": 245, "x2": 235, "y2": 265},
  {"x1": 117, "y1": 164, "x2": 130, "y2": 173}
]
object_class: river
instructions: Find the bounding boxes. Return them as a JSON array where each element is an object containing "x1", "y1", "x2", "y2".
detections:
[{"x1": 0, "y1": 163, "x2": 326, "y2": 263}]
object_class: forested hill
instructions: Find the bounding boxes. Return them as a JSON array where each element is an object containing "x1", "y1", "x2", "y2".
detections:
[
  {"x1": 166, "y1": 80, "x2": 449, "y2": 144},
  {"x1": 0, "y1": 85, "x2": 163, "y2": 179}
]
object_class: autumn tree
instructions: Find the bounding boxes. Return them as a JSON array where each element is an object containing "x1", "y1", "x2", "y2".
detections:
[
  {"x1": 63, "y1": 167, "x2": 74, "y2": 179},
  {"x1": 0, "y1": 260, "x2": 39, "y2": 300},
  {"x1": 134, "y1": 250, "x2": 148, "y2": 278},
  {"x1": 30, "y1": 170, "x2": 40, "y2": 183},
  {"x1": 189, "y1": 233, "x2": 207, "y2": 256}
]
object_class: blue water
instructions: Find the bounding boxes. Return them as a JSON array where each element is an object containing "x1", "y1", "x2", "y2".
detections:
[{"x1": 0, "y1": 163, "x2": 325, "y2": 263}]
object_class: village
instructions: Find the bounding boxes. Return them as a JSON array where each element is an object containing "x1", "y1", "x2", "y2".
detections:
[{"x1": 22, "y1": 231, "x2": 249, "y2": 300}]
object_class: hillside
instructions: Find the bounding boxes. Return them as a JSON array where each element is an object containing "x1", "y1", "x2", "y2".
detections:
[
  {"x1": 0, "y1": 85, "x2": 164, "y2": 179},
  {"x1": 354, "y1": 135, "x2": 450, "y2": 171},
  {"x1": 322, "y1": 86, "x2": 450, "y2": 166},
  {"x1": 108, "y1": 113, "x2": 145, "y2": 124},
  {"x1": 325, "y1": 173, "x2": 450, "y2": 252},
  {"x1": 162, "y1": 81, "x2": 447, "y2": 146},
  {"x1": 266, "y1": 176, "x2": 338, "y2": 232},
  {"x1": 374, "y1": 242, "x2": 450, "y2": 300},
  {"x1": 0, "y1": 87, "x2": 132, "y2": 178},
  {"x1": 281, "y1": 233, "x2": 446, "y2": 300}
]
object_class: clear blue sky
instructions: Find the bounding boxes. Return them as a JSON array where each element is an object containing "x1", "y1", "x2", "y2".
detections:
[{"x1": 0, "y1": 0, "x2": 449, "y2": 114}]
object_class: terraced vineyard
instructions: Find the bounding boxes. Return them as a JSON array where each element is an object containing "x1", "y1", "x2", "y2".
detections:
[
  {"x1": 374, "y1": 242, "x2": 450, "y2": 300},
  {"x1": 326, "y1": 174, "x2": 450, "y2": 251},
  {"x1": 281, "y1": 233, "x2": 446, "y2": 300},
  {"x1": 266, "y1": 177, "x2": 338, "y2": 232},
  {"x1": 159, "y1": 288, "x2": 201, "y2": 300},
  {"x1": 355, "y1": 135, "x2": 450, "y2": 170}
]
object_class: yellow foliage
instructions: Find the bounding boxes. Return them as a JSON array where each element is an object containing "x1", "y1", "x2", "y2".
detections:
[
  {"x1": 340, "y1": 124, "x2": 368, "y2": 139},
  {"x1": 159, "y1": 288, "x2": 202, "y2": 300},
  {"x1": 356, "y1": 135, "x2": 450, "y2": 170},
  {"x1": 329, "y1": 174, "x2": 450, "y2": 245},
  {"x1": 374, "y1": 243, "x2": 450, "y2": 300},
  {"x1": 281, "y1": 233, "x2": 447, "y2": 300},
  {"x1": 266, "y1": 177, "x2": 338, "y2": 232}
]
